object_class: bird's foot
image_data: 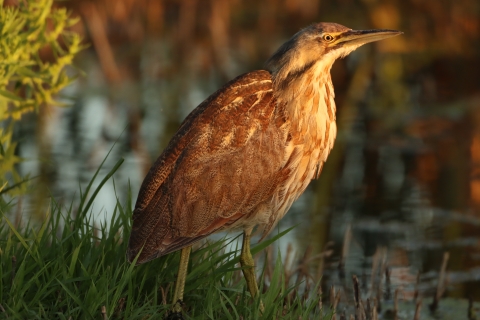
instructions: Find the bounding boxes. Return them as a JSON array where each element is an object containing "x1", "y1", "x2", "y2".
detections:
[{"x1": 165, "y1": 300, "x2": 185, "y2": 320}]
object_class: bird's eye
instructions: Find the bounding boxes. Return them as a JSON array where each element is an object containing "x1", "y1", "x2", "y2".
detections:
[{"x1": 323, "y1": 34, "x2": 335, "y2": 42}]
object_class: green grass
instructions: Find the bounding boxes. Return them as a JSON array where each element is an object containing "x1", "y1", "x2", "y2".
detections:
[{"x1": 0, "y1": 159, "x2": 330, "y2": 319}]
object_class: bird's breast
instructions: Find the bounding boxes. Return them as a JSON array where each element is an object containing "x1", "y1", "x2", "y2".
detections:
[
  {"x1": 265, "y1": 70, "x2": 337, "y2": 230},
  {"x1": 280, "y1": 70, "x2": 337, "y2": 169}
]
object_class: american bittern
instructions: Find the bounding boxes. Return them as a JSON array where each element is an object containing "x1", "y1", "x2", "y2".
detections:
[{"x1": 127, "y1": 22, "x2": 401, "y2": 314}]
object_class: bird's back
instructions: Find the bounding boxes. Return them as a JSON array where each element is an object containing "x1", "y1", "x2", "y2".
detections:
[{"x1": 128, "y1": 70, "x2": 295, "y2": 264}]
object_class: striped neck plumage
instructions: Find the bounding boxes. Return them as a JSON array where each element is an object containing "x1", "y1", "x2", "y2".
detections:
[{"x1": 268, "y1": 55, "x2": 337, "y2": 130}]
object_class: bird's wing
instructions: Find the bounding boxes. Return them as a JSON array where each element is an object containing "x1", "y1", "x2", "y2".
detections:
[{"x1": 128, "y1": 70, "x2": 291, "y2": 263}]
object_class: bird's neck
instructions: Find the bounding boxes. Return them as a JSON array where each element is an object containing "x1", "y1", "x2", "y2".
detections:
[{"x1": 272, "y1": 60, "x2": 337, "y2": 151}]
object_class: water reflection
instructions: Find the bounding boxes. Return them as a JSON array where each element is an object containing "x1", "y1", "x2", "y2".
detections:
[{"x1": 13, "y1": 0, "x2": 480, "y2": 309}]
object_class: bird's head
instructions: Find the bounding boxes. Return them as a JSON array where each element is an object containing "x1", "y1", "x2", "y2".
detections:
[{"x1": 265, "y1": 22, "x2": 402, "y2": 87}]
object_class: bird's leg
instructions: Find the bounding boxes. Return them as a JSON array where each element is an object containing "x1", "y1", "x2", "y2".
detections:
[
  {"x1": 240, "y1": 228, "x2": 264, "y2": 312},
  {"x1": 240, "y1": 228, "x2": 258, "y2": 297},
  {"x1": 171, "y1": 246, "x2": 192, "y2": 314}
]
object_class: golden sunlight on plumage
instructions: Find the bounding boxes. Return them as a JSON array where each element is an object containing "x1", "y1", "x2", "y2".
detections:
[{"x1": 127, "y1": 22, "x2": 402, "y2": 317}]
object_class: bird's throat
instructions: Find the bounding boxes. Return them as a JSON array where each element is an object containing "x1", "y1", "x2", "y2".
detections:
[{"x1": 274, "y1": 61, "x2": 338, "y2": 158}]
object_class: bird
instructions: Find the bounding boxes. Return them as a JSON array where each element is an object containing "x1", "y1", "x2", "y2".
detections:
[{"x1": 127, "y1": 22, "x2": 402, "y2": 315}]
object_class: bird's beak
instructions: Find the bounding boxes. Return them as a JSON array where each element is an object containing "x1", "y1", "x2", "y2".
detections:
[{"x1": 337, "y1": 29, "x2": 403, "y2": 47}]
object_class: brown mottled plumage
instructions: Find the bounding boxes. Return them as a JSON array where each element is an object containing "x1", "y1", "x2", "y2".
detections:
[
  {"x1": 127, "y1": 22, "x2": 401, "y2": 314},
  {"x1": 129, "y1": 70, "x2": 290, "y2": 262}
]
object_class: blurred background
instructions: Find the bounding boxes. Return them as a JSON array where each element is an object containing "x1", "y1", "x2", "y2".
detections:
[{"x1": 10, "y1": 0, "x2": 480, "y2": 307}]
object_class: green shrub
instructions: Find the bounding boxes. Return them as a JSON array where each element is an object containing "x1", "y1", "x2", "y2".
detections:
[{"x1": 0, "y1": 0, "x2": 84, "y2": 200}]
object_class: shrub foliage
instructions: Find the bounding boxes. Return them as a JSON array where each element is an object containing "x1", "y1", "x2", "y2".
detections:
[{"x1": 0, "y1": 0, "x2": 83, "y2": 199}]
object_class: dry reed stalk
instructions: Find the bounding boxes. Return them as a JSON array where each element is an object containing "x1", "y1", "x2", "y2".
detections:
[
  {"x1": 393, "y1": 289, "x2": 399, "y2": 320},
  {"x1": 331, "y1": 286, "x2": 337, "y2": 320},
  {"x1": 429, "y1": 252, "x2": 449, "y2": 313},
  {"x1": 369, "y1": 247, "x2": 381, "y2": 297},
  {"x1": 338, "y1": 225, "x2": 352, "y2": 280},
  {"x1": 101, "y1": 305, "x2": 107, "y2": 320},
  {"x1": 0, "y1": 303, "x2": 8, "y2": 319},
  {"x1": 414, "y1": 298, "x2": 422, "y2": 320},
  {"x1": 414, "y1": 271, "x2": 420, "y2": 302},
  {"x1": 468, "y1": 296, "x2": 477, "y2": 320},
  {"x1": 365, "y1": 298, "x2": 371, "y2": 319},
  {"x1": 375, "y1": 248, "x2": 387, "y2": 313},
  {"x1": 353, "y1": 275, "x2": 365, "y2": 320},
  {"x1": 385, "y1": 267, "x2": 391, "y2": 300},
  {"x1": 264, "y1": 245, "x2": 273, "y2": 284},
  {"x1": 115, "y1": 297, "x2": 126, "y2": 318},
  {"x1": 296, "y1": 246, "x2": 312, "y2": 290},
  {"x1": 284, "y1": 243, "x2": 294, "y2": 285},
  {"x1": 318, "y1": 283, "x2": 323, "y2": 311},
  {"x1": 316, "y1": 242, "x2": 334, "y2": 282},
  {"x1": 160, "y1": 286, "x2": 167, "y2": 305},
  {"x1": 372, "y1": 298, "x2": 378, "y2": 320},
  {"x1": 81, "y1": 3, "x2": 122, "y2": 82}
]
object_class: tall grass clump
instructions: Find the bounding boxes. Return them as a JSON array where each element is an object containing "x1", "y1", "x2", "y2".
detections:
[{"x1": 0, "y1": 159, "x2": 329, "y2": 319}]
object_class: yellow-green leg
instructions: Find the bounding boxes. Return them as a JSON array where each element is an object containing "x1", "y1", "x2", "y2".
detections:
[
  {"x1": 240, "y1": 228, "x2": 264, "y2": 312},
  {"x1": 171, "y1": 246, "x2": 192, "y2": 314}
]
